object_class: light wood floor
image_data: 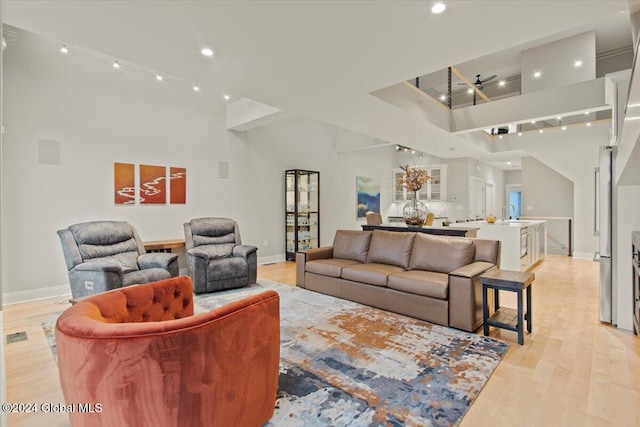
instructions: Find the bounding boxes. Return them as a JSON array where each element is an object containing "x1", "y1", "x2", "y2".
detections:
[{"x1": 3, "y1": 256, "x2": 639, "y2": 426}]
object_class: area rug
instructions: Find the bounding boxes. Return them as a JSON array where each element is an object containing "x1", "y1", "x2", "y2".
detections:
[{"x1": 43, "y1": 279, "x2": 509, "y2": 426}]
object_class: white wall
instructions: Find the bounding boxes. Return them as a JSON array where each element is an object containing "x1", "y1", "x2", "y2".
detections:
[
  {"x1": 1, "y1": 30, "x2": 394, "y2": 301},
  {"x1": 511, "y1": 122, "x2": 609, "y2": 255},
  {"x1": 0, "y1": 15, "x2": 7, "y2": 427},
  {"x1": 521, "y1": 31, "x2": 596, "y2": 93},
  {"x1": 521, "y1": 156, "x2": 574, "y2": 252},
  {"x1": 521, "y1": 156, "x2": 574, "y2": 217},
  {"x1": 504, "y1": 170, "x2": 522, "y2": 184},
  {"x1": 241, "y1": 117, "x2": 395, "y2": 249}
]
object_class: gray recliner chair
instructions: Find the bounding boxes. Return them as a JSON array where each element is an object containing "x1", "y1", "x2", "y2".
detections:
[
  {"x1": 184, "y1": 217, "x2": 258, "y2": 293},
  {"x1": 57, "y1": 221, "x2": 179, "y2": 298}
]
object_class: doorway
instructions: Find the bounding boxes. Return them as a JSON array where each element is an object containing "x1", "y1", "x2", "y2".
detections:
[
  {"x1": 505, "y1": 183, "x2": 522, "y2": 219},
  {"x1": 469, "y1": 177, "x2": 486, "y2": 220},
  {"x1": 485, "y1": 181, "x2": 496, "y2": 217}
]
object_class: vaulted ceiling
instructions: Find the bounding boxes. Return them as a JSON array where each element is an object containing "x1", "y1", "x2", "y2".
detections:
[{"x1": 1, "y1": 1, "x2": 633, "y2": 168}]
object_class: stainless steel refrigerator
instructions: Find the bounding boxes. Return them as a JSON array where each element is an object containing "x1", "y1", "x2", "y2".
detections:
[{"x1": 596, "y1": 145, "x2": 616, "y2": 324}]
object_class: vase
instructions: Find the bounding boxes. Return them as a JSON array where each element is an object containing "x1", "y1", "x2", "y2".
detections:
[{"x1": 403, "y1": 191, "x2": 428, "y2": 228}]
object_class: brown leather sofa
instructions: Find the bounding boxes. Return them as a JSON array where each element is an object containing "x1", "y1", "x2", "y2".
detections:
[
  {"x1": 296, "y1": 229, "x2": 500, "y2": 332},
  {"x1": 56, "y1": 276, "x2": 280, "y2": 427}
]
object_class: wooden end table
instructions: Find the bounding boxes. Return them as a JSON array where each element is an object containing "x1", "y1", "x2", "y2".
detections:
[{"x1": 480, "y1": 269, "x2": 534, "y2": 345}]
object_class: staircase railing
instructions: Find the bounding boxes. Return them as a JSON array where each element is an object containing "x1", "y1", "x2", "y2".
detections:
[{"x1": 519, "y1": 216, "x2": 573, "y2": 256}]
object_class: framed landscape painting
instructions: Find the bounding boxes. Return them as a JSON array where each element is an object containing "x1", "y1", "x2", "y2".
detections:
[{"x1": 356, "y1": 176, "x2": 380, "y2": 219}]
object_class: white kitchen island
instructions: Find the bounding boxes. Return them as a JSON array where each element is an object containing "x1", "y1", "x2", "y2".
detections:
[{"x1": 450, "y1": 220, "x2": 547, "y2": 271}]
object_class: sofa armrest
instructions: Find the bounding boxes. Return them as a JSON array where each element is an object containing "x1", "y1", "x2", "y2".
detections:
[
  {"x1": 448, "y1": 262, "x2": 496, "y2": 332},
  {"x1": 74, "y1": 260, "x2": 123, "y2": 273},
  {"x1": 138, "y1": 252, "x2": 179, "y2": 270},
  {"x1": 295, "y1": 246, "x2": 333, "y2": 288},
  {"x1": 305, "y1": 246, "x2": 334, "y2": 261},
  {"x1": 450, "y1": 262, "x2": 496, "y2": 278},
  {"x1": 233, "y1": 245, "x2": 258, "y2": 260}
]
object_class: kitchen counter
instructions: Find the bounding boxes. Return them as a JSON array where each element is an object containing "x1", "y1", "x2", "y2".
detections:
[{"x1": 450, "y1": 220, "x2": 547, "y2": 271}]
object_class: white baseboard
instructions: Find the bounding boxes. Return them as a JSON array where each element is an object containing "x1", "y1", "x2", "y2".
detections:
[
  {"x1": 258, "y1": 254, "x2": 286, "y2": 265},
  {"x1": 573, "y1": 251, "x2": 595, "y2": 260},
  {"x1": 3, "y1": 284, "x2": 71, "y2": 305},
  {"x1": 3, "y1": 256, "x2": 287, "y2": 305},
  {"x1": 1, "y1": 311, "x2": 7, "y2": 427}
]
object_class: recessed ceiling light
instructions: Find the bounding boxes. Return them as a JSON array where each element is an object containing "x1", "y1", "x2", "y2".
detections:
[
  {"x1": 533, "y1": 70, "x2": 542, "y2": 78},
  {"x1": 193, "y1": 84, "x2": 200, "y2": 92},
  {"x1": 113, "y1": 60, "x2": 120, "y2": 69},
  {"x1": 586, "y1": 122, "x2": 592, "y2": 127},
  {"x1": 201, "y1": 47, "x2": 214, "y2": 57},
  {"x1": 539, "y1": 129, "x2": 544, "y2": 133},
  {"x1": 557, "y1": 116, "x2": 562, "y2": 120},
  {"x1": 531, "y1": 120, "x2": 536, "y2": 124},
  {"x1": 507, "y1": 161, "x2": 512, "y2": 165},
  {"x1": 499, "y1": 135, "x2": 503, "y2": 139},
  {"x1": 60, "y1": 44, "x2": 68, "y2": 54},
  {"x1": 395, "y1": 145, "x2": 400, "y2": 150},
  {"x1": 224, "y1": 94, "x2": 231, "y2": 101},
  {"x1": 518, "y1": 132, "x2": 522, "y2": 136},
  {"x1": 498, "y1": 80, "x2": 506, "y2": 87},
  {"x1": 411, "y1": 150, "x2": 416, "y2": 154},
  {"x1": 156, "y1": 74, "x2": 163, "y2": 81},
  {"x1": 562, "y1": 126, "x2": 567, "y2": 130},
  {"x1": 440, "y1": 94, "x2": 446, "y2": 101},
  {"x1": 467, "y1": 88, "x2": 474, "y2": 94},
  {"x1": 431, "y1": 3, "x2": 446, "y2": 14},
  {"x1": 584, "y1": 111, "x2": 589, "y2": 115},
  {"x1": 574, "y1": 60, "x2": 583, "y2": 68}
]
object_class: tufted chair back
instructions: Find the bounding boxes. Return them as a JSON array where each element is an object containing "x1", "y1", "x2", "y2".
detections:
[{"x1": 56, "y1": 275, "x2": 280, "y2": 427}]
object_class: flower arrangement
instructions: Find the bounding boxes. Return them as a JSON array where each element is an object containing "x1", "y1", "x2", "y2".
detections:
[{"x1": 400, "y1": 165, "x2": 432, "y2": 192}]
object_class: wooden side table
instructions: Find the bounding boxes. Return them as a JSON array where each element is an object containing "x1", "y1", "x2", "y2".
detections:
[
  {"x1": 480, "y1": 269, "x2": 534, "y2": 345},
  {"x1": 143, "y1": 239, "x2": 185, "y2": 253}
]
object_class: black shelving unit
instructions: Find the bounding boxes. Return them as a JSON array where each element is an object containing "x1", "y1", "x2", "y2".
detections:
[{"x1": 286, "y1": 169, "x2": 319, "y2": 261}]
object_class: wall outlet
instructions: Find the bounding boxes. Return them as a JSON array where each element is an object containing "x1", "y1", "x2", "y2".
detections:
[
  {"x1": 84, "y1": 281, "x2": 94, "y2": 290},
  {"x1": 526, "y1": 205, "x2": 533, "y2": 211},
  {"x1": 452, "y1": 195, "x2": 459, "y2": 201},
  {"x1": 263, "y1": 240, "x2": 268, "y2": 246}
]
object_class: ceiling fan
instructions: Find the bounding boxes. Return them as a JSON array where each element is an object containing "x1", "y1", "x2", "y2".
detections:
[{"x1": 459, "y1": 74, "x2": 497, "y2": 90}]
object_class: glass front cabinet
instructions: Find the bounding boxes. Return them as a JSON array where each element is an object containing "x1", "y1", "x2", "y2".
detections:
[
  {"x1": 286, "y1": 169, "x2": 320, "y2": 261},
  {"x1": 393, "y1": 165, "x2": 447, "y2": 202}
]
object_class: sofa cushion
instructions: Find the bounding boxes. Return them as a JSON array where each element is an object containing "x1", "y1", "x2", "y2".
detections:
[
  {"x1": 474, "y1": 239, "x2": 500, "y2": 264},
  {"x1": 341, "y1": 263, "x2": 405, "y2": 287},
  {"x1": 333, "y1": 230, "x2": 372, "y2": 263},
  {"x1": 305, "y1": 259, "x2": 362, "y2": 278},
  {"x1": 367, "y1": 230, "x2": 415, "y2": 268},
  {"x1": 388, "y1": 270, "x2": 449, "y2": 300},
  {"x1": 409, "y1": 233, "x2": 475, "y2": 273}
]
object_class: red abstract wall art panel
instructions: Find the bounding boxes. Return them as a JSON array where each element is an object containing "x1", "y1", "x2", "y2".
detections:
[
  {"x1": 139, "y1": 164, "x2": 166, "y2": 204},
  {"x1": 114, "y1": 162, "x2": 135, "y2": 204},
  {"x1": 170, "y1": 167, "x2": 187, "y2": 204}
]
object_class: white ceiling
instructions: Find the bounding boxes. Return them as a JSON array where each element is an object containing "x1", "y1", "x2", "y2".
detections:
[{"x1": 1, "y1": 1, "x2": 633, "y2": 169}]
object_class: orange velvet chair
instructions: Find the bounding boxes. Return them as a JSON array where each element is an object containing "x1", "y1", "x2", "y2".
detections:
[{"x1": 55, "y1": 276, "x2": 280, "y2": 427}]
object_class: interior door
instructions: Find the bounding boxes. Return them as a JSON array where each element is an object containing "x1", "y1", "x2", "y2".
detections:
[
  {"x1": 469, "y1": 177, "x2": 486, "y2": 219},
  {"x1": 485, "y1": 181, "x2": 496, "y2": 217}
]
